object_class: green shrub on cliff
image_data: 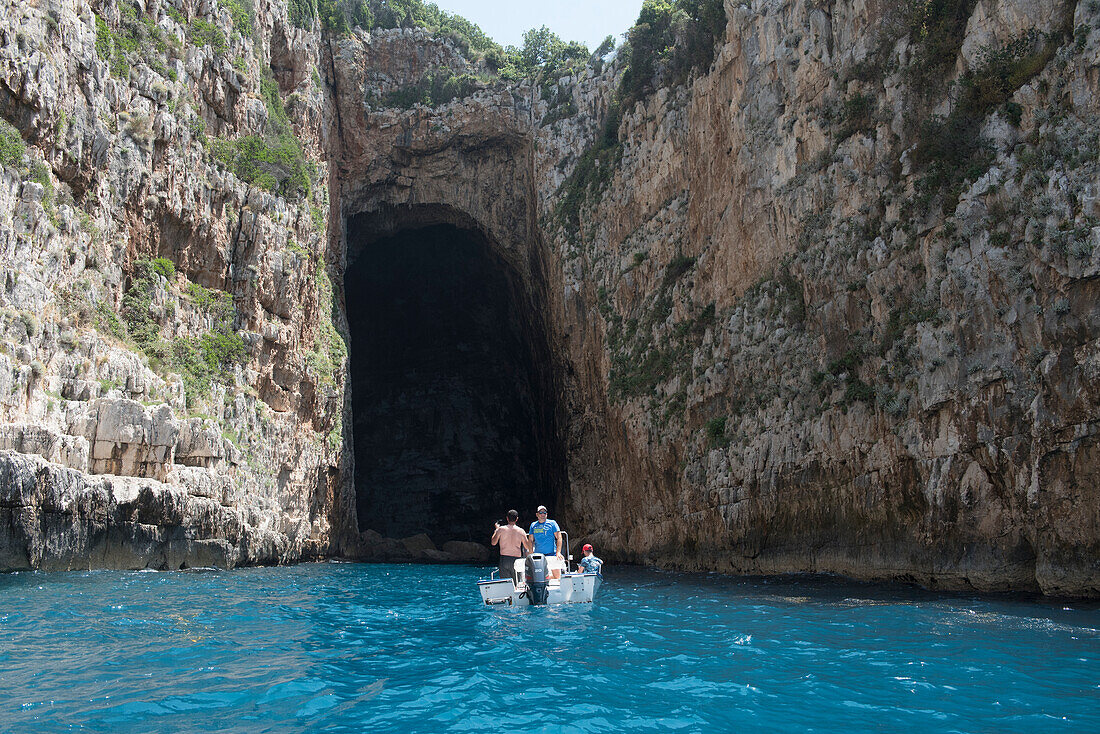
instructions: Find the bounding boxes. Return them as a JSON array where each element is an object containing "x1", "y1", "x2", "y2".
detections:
[
  {"x1": 151, "y1": 257, "x2": 176, "y2": 281},
  {"x1": 556, "y1": 101, "x2": 622, "y2": 233},
  {"x1": 118, "y1": 261, "x2": 247, "y2": 405},
  {"x1": 188, "y1": 18, "x2": 229, "y2": 55},
  {"x1": 837, "y1": 93, "x2": 877, "y2": 140},
  {"x1": 222, "y1": 0, "x2": 255, "y2": 37},
  {"x1": 199, "y1": 330, "x2": 247, "y2": 375},
  {"x1": 619, "y1": 0, "x2": 727, "y2": 105},
  {"x1": 165, "y1": 5, "x2": 185, "y2": 26},
  {"x1": 382, "y1": 69, "x2": 482, "y2": 108},
  {"x1": 210, "y1": 133, "x2": 312, "y2": 199},
  {"x1": 511, "y1": 26, "x2": 590, "y2": 82},
  {"x1": 241, "y1": 135, "x2": 310, "y2": 196},
  {"x1": 619, "y1": 0, "x2": 674, "y2": 102},
  {"x1": 704, "y1": 417, "x2": 727, "y2": 447},
  {"x1": 95, "y1": 12, "x2": 132, "y2": 79},
  {"x1": 306, "y1": 269, "x2": 347, "y2": 388},
  {"x1": 95, "y1": 3, "x2": 175, "y2": 81},
  {"x1": 121, "y1": 260, "x2": 164, "y2": 356},
  {"x1": 911, "y1": 29, "x2": 1062, "y2": 212},
  {"x1": 28, "y1": 161, "x2": 57, "y2": 220},
  {"x1": 185, "y1": 282, "x2": 235, "y2": 321},
  {"x1": 94, "y1": 15, "x2": 112, "y2": 60},
  {"x1": 95, "y1": 302, "x2": 125, "y2": 341},
  {"x1": 208, "y1": 72, "x2": 312, "y2": 199},
  {"x1": 288, "y1": 0, "x2": 312, "y2": 29},
  {"x1": 174, "y1": 298, "x2": 247, "y2": 405},
  {"x1": 291, "y1": 0, "x2": 502, "y2": 60},
  {"x1": 0, "y1": 118, "x2": 25, "y2": 168},
  {"x1": 904, "y1": 0, "x2": 979, "y2": 102}
]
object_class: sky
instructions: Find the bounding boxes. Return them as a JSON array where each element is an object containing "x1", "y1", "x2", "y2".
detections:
[{"x1": 432, "y1": 0, "x2": 644, "y2": 51}]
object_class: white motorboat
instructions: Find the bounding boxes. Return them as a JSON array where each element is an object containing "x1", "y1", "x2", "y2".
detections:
[{"x1": 477, "y1": 545, "x2": 602, "y2": 607}]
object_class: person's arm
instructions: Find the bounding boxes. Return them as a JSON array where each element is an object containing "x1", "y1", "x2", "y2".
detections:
[
  {"x1": 491, "y1": 526, "x2": 501, "y2": 546},
  {"x1": 523, "y1": 532, "x2": 533, "y2": 553},
  {"x1": 554, "y1": 531, "x2": 562, "y2": 557}
]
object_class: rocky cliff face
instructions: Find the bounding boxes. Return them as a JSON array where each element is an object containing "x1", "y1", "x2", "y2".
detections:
[
  {"x1": 1, "y1": 0, "x2": 1098, "y2": 595},
  {"x1": 554, "y1": 0, "x2": 1100, "y2": 597},
  {"x1": 0, "y1": 0, "x2": 340, "y2": 569}
]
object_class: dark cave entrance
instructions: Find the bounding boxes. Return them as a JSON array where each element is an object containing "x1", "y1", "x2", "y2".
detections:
[{"x1": 344, "y1": 214, "x2": 563, "y2": 545}]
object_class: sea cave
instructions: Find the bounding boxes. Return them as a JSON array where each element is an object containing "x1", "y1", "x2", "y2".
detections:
[{"x1": 343, "y1": 210, "x2": 565, "y2": 544}]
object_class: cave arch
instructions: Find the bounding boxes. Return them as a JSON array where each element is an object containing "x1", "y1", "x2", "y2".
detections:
[{"x1": 342, "y1": 205, "x2": 565, "y2": 544}]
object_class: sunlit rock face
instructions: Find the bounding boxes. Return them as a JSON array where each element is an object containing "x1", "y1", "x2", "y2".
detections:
[
  {"x1": 0, "y1": 0, "x2": 337, "y2": 571},
  {"x1": 2, "y1": 0, "x2": 1100, "y2": 594},
  {"x1": 539, "y1": 0, "x2": 1100, "y2": 597}
]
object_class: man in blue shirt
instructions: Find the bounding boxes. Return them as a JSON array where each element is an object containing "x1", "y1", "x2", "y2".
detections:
[
  {"x1": 577, "y1": 543, "x2": 603, "y2": 574},
  {"x1": 528, "y1": 505, "x2": 562, "y2": 579}
]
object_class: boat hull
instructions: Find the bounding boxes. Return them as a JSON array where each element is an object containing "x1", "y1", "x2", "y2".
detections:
[{"x1": 477, "y1": 572, "x2": 602, "y2": 606}]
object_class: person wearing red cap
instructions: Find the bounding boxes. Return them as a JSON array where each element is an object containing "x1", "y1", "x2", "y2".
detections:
[{"x1": 577, "y1": 543, "x2": 603, "y2": 574}]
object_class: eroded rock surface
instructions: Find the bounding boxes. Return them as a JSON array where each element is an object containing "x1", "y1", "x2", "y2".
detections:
[
  {"x1": 0, "y1": 0, "x2": 342, "y2": 569},
  {"x1": 1, "y1": 0, "x2": 1098, "y2": 594},
  {"x1": 0, "y1": 451, "x2": 317, "y2": 570},
  {"x1": 546, "y1": 0, "x2": 1100, "y2": 597}
]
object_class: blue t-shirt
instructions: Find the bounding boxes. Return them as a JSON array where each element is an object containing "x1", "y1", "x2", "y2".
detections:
[
  {"x1": 528, "y1": 519, "x2": 560, "y2": 555},
  {"x1": 578, "y1": 555, "x2": 603, "y2": 574}
]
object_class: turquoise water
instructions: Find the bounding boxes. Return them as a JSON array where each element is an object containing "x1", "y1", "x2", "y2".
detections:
[{"x1": 1, "y1": 563, "x2": 1097, "y2": 732}]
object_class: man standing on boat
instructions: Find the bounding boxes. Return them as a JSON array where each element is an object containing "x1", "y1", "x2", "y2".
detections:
[
  {"x1": 491, "y1": 509, "x2": 530, "y2": 584},
  {"x1": 528, "y1": 505, "x2": 563, "y2": 579}
]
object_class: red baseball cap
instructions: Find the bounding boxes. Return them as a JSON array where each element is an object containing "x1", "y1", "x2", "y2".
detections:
[{"x1": 582, "y1": 544, "x2": 593, "y2": 552}]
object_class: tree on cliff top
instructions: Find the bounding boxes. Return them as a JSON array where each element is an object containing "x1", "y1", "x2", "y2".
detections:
[
  {"x1": 619, "y1": 0, "x2": 728, "y2": 104},
  {"x1": 291, "y1": 0, "x2": 595, "y2": 84},
  {"x1": 514, "y1": 26, "x2": 588, "y2": 73},
  {"x1": 491, "y1": 26, "x2": 590, "y2": 84},
  {"x1": 290, "y1": 0, "x2": 501, "y2": 60}
]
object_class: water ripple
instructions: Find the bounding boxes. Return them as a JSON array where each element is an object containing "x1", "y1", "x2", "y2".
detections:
[{"x1": 1, "y1": 564, "x2": 1098, "y2": 732}]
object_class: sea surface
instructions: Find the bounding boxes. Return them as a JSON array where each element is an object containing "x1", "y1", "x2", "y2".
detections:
[{"x1": 1, "y1": 562, "x2": 1097, "y2": 733}]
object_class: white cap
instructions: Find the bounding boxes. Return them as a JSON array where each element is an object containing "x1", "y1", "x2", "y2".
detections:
[{"x1": 537, "y1": 505, "x2": 548, "y2": 513}]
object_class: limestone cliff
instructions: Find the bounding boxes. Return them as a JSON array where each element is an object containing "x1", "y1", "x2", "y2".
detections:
[
  {"x1": 0, "y1": 0, "x2": 340, "y2": 568},
  {"x1": 554, "y1": 0, "x2": 1100, "y2": 597},
  {"x1": 1, "y1": 0, "x2": 1098, "y2": 596}
]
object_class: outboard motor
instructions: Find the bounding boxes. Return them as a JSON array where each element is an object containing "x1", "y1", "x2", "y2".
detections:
[{"x1": 525, "y1": 554, "x2": 550, "y2": 605}]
